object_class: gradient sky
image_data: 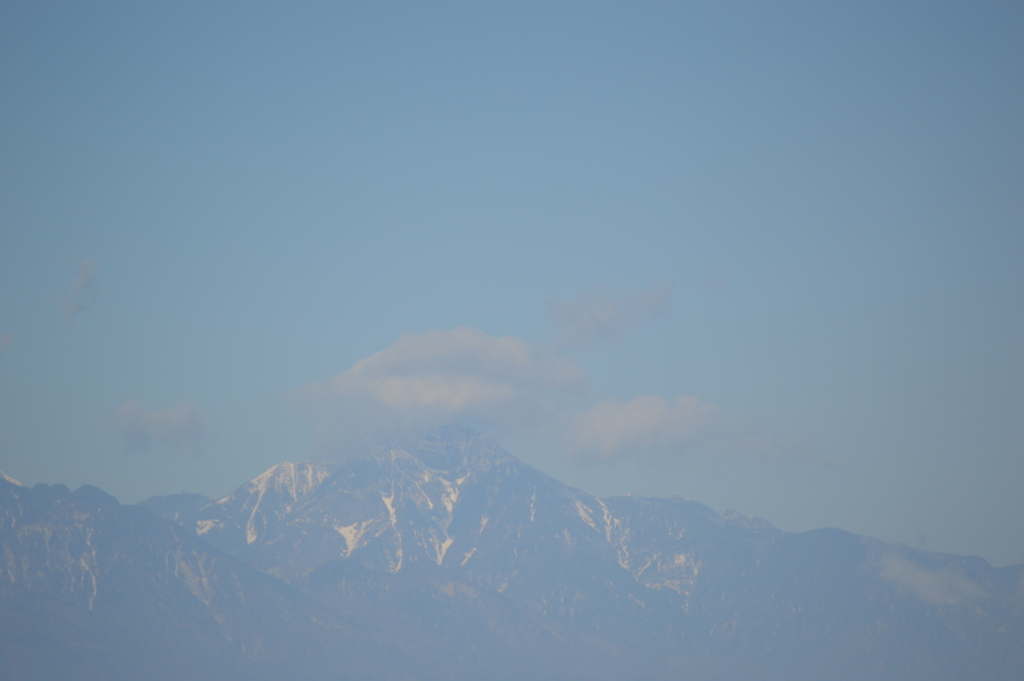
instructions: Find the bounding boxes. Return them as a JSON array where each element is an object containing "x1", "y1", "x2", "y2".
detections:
[{"x1": 1, "y1": 2, "x2": 1021, "y2": 566}]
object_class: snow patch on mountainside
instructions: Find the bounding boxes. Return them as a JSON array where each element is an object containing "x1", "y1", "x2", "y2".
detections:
[
  {"x1": 574, "y1": 500, "x2": 599, "y2": 533},
  {"x1": 434, "y1": 536, "x2": 454, "y2": 565},
  {"x1": 335, "y1": 521, "x2": 373, "y2": 557},
  {"x1": 597, "y1": 499, "x2": 615, "y2": 542},
  {"x1": 382, "y1": 493, "x2": 397, "y2": 527}
]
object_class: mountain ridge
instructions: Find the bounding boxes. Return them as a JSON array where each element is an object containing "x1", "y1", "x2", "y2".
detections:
[{"x1": 4, "y1": 426, "x2": 1022, "y2": 680}]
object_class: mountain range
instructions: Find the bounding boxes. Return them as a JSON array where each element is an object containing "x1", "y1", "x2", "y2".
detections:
[{"x1": 2, "y1": 426, "x2": 1022, "y2": 680}]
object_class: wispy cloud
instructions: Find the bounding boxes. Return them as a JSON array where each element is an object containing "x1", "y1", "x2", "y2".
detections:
[
  {"x1": 548, "y1": 283, "x2": 670, "y2": 350},
  {"x1": 566, "y1": 395, "x2": 719, "y2": 461},
  {"x1": 111, "y1": 401, "x2": 209, "y2": 456},
  {"x1": 566, "y1": 395, "x2": 817, "y2": 465},
  {"x1": 294, "y1": 326, "x2": 587, "y2": 451},
  {"x1": 63, "y1": 260, "x2": 97, "y2": 322}
]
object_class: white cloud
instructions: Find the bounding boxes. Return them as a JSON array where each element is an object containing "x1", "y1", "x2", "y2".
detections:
[
  {"x1": 293, "y1": 324, "x2": 814, "y2": 466},
  {"x1": 295, "y1": 327, "x2": 587, "y2": 449},
  {"x1": 111, "y1": 401, "x2": 209, "y2": 455},
  {"x1": 566, "y1": 395, "x2": 814, "y2": 465},
  {"x1": 548, "y1": 283, "x2": 669, "y2": 350},
  {"x1": 63, "y1": 260, "x2": 97, "y2": 322},
  {"x1": 873, "y1": 551, "x2": 985, "y2": 605}
]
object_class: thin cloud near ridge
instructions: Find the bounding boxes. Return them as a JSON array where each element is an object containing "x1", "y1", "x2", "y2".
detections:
[
  {"x1": 566, "y1": 395, "x2": 721, "y2": 461},
  {"x1": 565, "y1": 395, "x2": 819, "y2": 466},
  {"x1": 871, "y1": 549, "x2": 986, "y2": 606}
]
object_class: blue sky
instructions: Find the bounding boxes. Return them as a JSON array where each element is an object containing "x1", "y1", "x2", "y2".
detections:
[{"x1": 1, "y1": 2, "x2": 1022, "y2": 566}]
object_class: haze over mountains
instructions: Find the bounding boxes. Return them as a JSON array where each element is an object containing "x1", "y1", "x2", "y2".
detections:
[{"x1": 2, "y1": 427, "x2": 1022, "y2": 680}]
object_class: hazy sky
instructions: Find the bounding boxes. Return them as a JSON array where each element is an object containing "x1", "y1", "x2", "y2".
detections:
[{"x1": 1, "y1": 2, "x2": 1021, "y2": 566}]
